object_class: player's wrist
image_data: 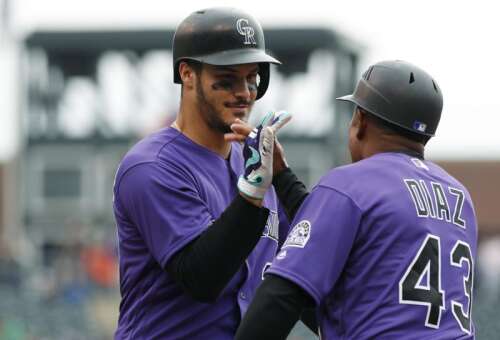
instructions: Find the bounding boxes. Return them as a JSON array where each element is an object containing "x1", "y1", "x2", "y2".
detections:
[
  {"x1": 239, "y1": 192, "x2": 263, "y2": 207},
  {"x1": 273, "y1": 159, "x2": 289, "y2": 176},
  {"x1": 238, "y1": 176, "x2": 268, "y2": 202}
]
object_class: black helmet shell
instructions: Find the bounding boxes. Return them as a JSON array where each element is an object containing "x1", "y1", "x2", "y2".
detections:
[
  {"x1": 337, "y1": 60, "x2": 443, "y2": 136},
  {"x1": 172, "y1": 7, "x2": 280, "y2": 99}
]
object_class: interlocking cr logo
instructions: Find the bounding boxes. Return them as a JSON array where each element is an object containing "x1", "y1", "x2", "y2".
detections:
[{"x1": 236, "y1": 18, "x2": 257, "y2": 45}]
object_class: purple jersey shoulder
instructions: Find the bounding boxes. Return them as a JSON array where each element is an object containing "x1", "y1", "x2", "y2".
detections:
[{"x1": 269, "y1": 152, "x2": 477, "y2": 339}]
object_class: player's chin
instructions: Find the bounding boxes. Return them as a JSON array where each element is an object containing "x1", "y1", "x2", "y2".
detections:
[{"x1": 226, "y1": 109, "x2": 249, "y2": 123}]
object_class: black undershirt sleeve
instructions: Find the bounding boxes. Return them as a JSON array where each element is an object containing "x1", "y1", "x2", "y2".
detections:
[
  {"x1": 166, "y1": 195, "x2": 269, "y2": 303},
  {"x1": 273, "y1": 168, "x2": 318, "y2": 333},
  {"x1": 300, "y1": 307, "x2": 319, "y2": 334},
  {"x1": 235, "y1": 274, "x2": 316, "y2": 340},
  {"x1": 167, "y1": 168, "x2": 311, "y2": 312},
  {"x1": 272, "y1": 168, "x2": 309, "y2": 220}
]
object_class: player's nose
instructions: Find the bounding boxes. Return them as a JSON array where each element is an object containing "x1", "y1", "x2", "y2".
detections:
[{"x1": 233, "y1": 78, "x2": 257, "y2": 101}]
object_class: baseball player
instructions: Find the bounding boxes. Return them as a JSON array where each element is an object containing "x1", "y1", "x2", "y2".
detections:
[
  {"x1": 234, "y1": 60, "x2": 478, "y2": 339},
  {"x1": 113, "y1": 7, "x2": 296, "y2": 339}
]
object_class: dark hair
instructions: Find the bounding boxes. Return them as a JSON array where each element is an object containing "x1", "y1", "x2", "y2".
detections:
[
  {"x1": 180, "y1": 60, "x2": 203, "y2": 96},
  {"x1": 358, "y1": 107, "x2": 431, "y2": 144}
]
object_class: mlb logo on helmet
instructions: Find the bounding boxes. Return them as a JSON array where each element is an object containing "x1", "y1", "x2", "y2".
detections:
[{"x1": 413, "y1": 121, "x2": 427, "y2": 133}]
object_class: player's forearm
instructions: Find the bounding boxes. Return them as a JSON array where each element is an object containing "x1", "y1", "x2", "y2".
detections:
[
  {"x1": 272, "y1": 168, "x2": 309, "y2": 220},
  {"x1": 300, "y1": 307, "x2": 319, "y2": 335},
  {"x1": 167, "y1": 195, "x2": 269, "y2": 303},
  {"x1": 239, "y1": 192, "x2": 263, "y2": 207},
  {"x1": 235, "y1": 274, "x2": 314, "y2": 339}
]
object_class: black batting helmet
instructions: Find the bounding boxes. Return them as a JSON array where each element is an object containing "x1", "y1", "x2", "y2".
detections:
[
  {"x1": 172, "y1": 7, "x2": 281, "y2": 100},
  {"x1": 337, "y1": 60, "x2": 443, "y2": 136}
]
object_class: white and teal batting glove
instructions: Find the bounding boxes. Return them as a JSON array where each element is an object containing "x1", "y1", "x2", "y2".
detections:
[{"x1": 238, "y1": 111, "x2": 292, "y2": 200}]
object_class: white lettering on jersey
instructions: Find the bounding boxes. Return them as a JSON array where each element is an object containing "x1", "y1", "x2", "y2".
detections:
[
  {"x1": 404, "y1": 179, "x2": 466, "y2": 228},
  {"x1": 449, "y1": 188, "x2": 466, "y2": 228},
  {"x1": 431, "y1": 182, "x2": 451, "y2": 222},
  {"x1": 262, "y1": 210, "x2": 279, "y2": 242}
]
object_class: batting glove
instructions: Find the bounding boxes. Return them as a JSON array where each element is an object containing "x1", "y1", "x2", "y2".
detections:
[{"x1": 238, "y1": 111, "x2": 292, "y2": 200}]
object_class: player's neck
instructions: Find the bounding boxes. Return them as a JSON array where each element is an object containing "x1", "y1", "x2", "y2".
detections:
[
  {"x1": 174, "y1": 105, "x2": 231, "y2": 159},
  {"x1": 365, "y1": 134, "x2": 424, "y2": 159}
]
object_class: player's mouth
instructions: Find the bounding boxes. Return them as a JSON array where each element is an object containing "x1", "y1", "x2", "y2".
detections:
[
  {"x1": 225, "y1": 102, "x2": 250, "y2": 109},
  {"x1": 225, "y1": 101, "x2": 251, "y2": 117}
]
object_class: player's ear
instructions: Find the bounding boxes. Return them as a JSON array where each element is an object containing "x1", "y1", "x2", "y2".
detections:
[
  {"x1": 355, "y1": 108, "x2": 367, "y2": 140},
  {"x1": 179, "y1": 61, "x2": 196, "y2": 89}
]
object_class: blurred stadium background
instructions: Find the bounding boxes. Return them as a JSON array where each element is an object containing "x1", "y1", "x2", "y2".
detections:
[{"x1": 1, "y1": 1, "x2": 499, "y2": 339}]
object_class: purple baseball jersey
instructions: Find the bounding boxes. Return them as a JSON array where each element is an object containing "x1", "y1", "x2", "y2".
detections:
[
  {"x1": 113, "y1": 127, "x2": 288, "y2": 339},
  {"x1": 268, "y1": 152, "x2": 477, "y2": 339}
]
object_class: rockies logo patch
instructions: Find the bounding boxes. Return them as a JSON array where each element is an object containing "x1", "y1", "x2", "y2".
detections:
[{"x1": 283, "y1": 220, "x2": 311, "y2": 248}]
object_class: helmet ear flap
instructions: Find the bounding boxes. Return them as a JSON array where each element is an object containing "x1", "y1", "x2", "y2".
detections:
[
  {"x1": 256, "y1": 63, "x2": 270, "y2": 100},
  {"x1": 174, "y1": 60, "x2": 182, "y2": 84}
]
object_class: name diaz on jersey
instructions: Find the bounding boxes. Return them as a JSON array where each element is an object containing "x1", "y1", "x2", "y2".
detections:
[{"x1": 404, "y1": 178, "x2": 466, "y2": 228}]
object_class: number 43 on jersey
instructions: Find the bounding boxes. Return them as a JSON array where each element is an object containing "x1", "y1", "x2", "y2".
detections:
[{"x1": 399, "y1": 234, "x2": 473, "y2": 335}]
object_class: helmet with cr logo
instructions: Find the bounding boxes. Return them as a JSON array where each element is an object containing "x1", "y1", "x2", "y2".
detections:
[{"x1": 172, "y1": 7, "x2": 280, "y2": 100}]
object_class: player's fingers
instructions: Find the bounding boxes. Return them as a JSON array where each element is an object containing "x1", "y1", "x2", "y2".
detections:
[
  {"x1": 274, "y1": 135, "x2": 284, "y2": 150},
  {"x1": 272, "y1": 136, "x2": 289, "y2": 174},
  {"x1": 270, "y1": 111, "x2": 292, "y2": 134},
  {"x1": 259, "y1": 111, "x2": 276, "y2": 128},
  {"x1": 224, "y1": 132, "x2": 247, "y2": 142},
  {"x1": 262, "y1": 126, "x2": 275, "y2": 156},
  {"x1": 230, "y1": 120, "x2": 253, "y2": 136}
]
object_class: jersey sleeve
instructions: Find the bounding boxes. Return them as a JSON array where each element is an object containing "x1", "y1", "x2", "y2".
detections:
[
  {"x1": 115, "y1": 162, "x2": 213, "y2": 268},
  {"x1": 267, "y1": 185, "x2": 363, "y2": 305}
]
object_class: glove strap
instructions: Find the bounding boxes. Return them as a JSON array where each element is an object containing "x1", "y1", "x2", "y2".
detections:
[{"x1": 238, "y1": 176, "x2": 268, "y2": 200}]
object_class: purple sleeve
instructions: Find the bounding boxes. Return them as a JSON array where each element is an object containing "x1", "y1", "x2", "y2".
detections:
[
  {"x1": 116, "y1": 162, "x2": 213, "y2": 268},
  {"x1": 267, "y1": 185, "x2": 362, "y2": 304}
]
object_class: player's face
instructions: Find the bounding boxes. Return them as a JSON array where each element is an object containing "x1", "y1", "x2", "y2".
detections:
[
  {"x1": 348, "y1": 108, "x2": 362, "y2": 162},
  {"x1": 195, "y1": 63, "x2": 259, "y2": 134}
]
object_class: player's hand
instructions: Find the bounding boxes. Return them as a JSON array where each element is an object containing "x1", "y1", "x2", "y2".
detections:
[
  {"x1": 224, "y1": 119, "x2": 252, "y2": 143},
  {"x1": 272, "y1": 136, "x2": 288, "y2": 176},
  {"x1": 227, "y1": 111, "x2": 291, "y2": 177},
  {"x1": 236, "y1": 111, "x2": 291, "y2": 200}
]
